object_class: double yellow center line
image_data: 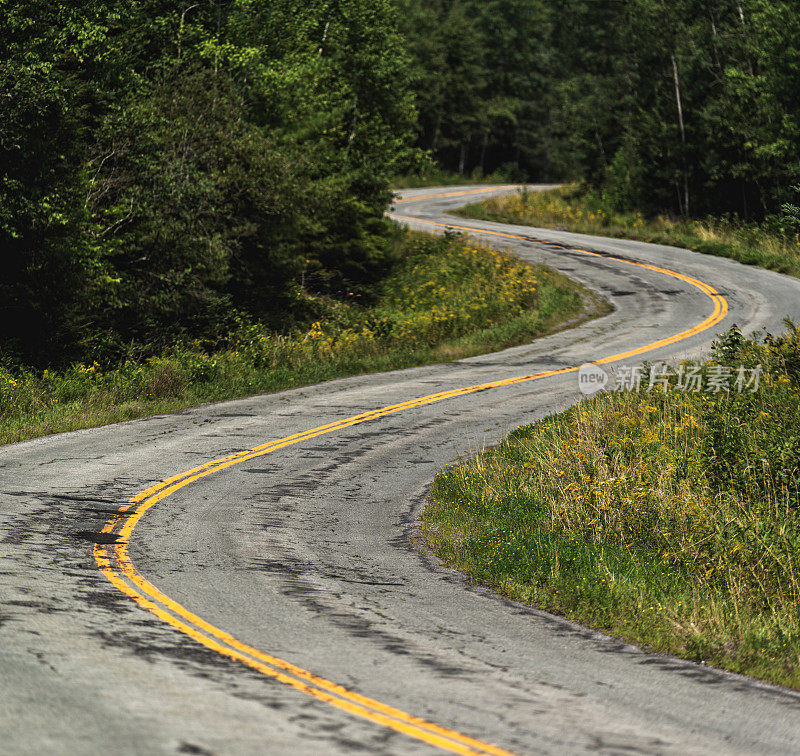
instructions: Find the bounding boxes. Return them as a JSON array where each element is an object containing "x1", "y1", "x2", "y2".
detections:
[{"x1": 95, "y1": 187, "x2": 727, "y2": 755}]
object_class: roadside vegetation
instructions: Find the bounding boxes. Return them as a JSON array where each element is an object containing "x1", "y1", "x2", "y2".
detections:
[
  {"x1": 6, "y1": 5, "x2": 800, "y2": 428},
  {"x1": 0, "y1": 232, "x2": 592, "y2": 445},
  {"x1": 423, "y1": 324, "x2": 800, "y2": 688},
  {"x1": 459, "y1": 186, "x2": 800, "y2": 279},
  {"x1": 6, "y1": 3, "x2": 800, "y2": 375}
]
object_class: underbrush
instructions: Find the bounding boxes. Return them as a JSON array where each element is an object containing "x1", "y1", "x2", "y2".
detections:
[
  {"x1": 423, "y1": 324, "x2": 800, "y2": 688},
  {"x1": 391, "y1": 169, "x2": 519, "y2": 189},
  {"x1": 0, "y1": 232, "x2": 591, "y2": 445},
  {"x1": 459, "y1": 186, "x2": 800, "y2": 279}
]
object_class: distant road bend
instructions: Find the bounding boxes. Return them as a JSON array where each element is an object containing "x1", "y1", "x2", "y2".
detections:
[{"x1": 3, "y1": 185, "x2": 800, "y2": 755}]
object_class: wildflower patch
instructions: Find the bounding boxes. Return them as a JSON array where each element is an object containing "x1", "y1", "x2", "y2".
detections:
[
  {"x1": 0, "y1": 232, "x2": 591, "y2": 445},
  {"x1": 423, "y1": 324, "x2": 800, "y2": 689}
]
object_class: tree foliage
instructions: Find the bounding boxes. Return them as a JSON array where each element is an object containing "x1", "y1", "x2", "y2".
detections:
[
  {"x1": 399, "y1": 0, "x2": 800, "y2": 218},
  {"x1": 3, "y1": 0, "x2": 800, "y2": 366},
  {"x1": 1, "y1": 0, "x2": 415, "y2": 365}
]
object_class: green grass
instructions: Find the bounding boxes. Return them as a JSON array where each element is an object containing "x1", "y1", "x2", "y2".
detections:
[
  {"x1": 0, "y1": 231, "x2": 600, "y2": 446},
  {"x1": 457, "y1": 185, "x2": 800, "y2": 279},
  {"x1": 423, "y1": 325, "x2": 800, "y2": 688}
]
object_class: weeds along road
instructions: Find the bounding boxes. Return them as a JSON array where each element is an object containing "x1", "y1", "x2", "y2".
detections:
[{"x1": 3, "y1": 185, "x2": 800, "y2": 755}]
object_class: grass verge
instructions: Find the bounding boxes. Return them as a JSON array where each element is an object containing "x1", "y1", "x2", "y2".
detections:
[
  {"x1": 0, "y1": 231, "x2": 599, "y2": 446},
  {"x1": 423, "y1": 325, "x2": 800, "y2": 688},
  {"x1": 457, "y1": 186, "x2": 800, "y2": 279}
]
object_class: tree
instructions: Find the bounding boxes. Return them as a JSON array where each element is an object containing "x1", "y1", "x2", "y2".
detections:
[
  {"x1": 0, "y1": 2, "x2": 95, "y2": 363},
  {"x1": 1, "y1": 0, "x2": 418, "y2": 363}
]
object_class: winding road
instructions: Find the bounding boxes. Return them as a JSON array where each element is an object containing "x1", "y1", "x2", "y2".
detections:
[{"x1": 3, "y1": 185, "x2": 800, "y2": 755}]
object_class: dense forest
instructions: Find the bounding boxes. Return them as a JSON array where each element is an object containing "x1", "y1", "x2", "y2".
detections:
[
  {"x1": 2, "y1": 0, "x2": 800, "y2": 368},
  {"x1": 400, "y1": 0, "x2": 800, "y2": 221},
  {"x1": 2, "y1": 1, "x2": 416, "y2": 365}
]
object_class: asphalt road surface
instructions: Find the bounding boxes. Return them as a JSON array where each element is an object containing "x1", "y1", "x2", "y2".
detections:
[{"x1": 3, "y1": 185, "x2": 800, "y2": 755}]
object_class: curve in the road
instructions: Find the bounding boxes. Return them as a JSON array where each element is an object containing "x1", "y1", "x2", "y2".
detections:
[{"x1": 95, "y1": 185, "x2": 729, "y2": 755}]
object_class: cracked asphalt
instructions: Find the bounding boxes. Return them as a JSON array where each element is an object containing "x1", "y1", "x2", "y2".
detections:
[{"x1": 2, "y1": 185, "x2": 800, "y2": 754}]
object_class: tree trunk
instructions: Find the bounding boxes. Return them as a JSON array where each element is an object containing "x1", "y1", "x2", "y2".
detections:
[
  {"x1": 431, "y1": 112, "x2": 441, "y2": 152},
  {"x1": 318, "y1": 19, "x2": 331, "y2": 55},
  {"x1": 683, "y1": 174, "x2": 690, "y2": 218},
  {"x1": 671, "y1": 53, "x2": 686, "y2": 146},
  {"x1": 708, "y1": 11, "x2": 723, "y2": 75},
  {"x1": 671, "y1": 52, "x2": 690, "y2": 216},
  {"x1": 735, "y1": 1, "x2": 755, "y2": 76},
  {"x1": 177, "y1": 4, "x2": 199, "y2": 62},
  {"x1": 345, "y1": 101, "x2": 358, "y2": 159}
]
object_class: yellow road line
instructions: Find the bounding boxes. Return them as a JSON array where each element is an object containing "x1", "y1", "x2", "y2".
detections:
[{"x1": 95, "y1": 191, "x2": 728, "y2": 755}]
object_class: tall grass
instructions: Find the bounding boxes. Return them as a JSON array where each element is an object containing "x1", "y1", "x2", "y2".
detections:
[
  {"x1": 459, "y1": 186, "x2": 800, "y2": 279},
  {"x1": 423, "y1": 325, "x2": 800, "y2": 688},
  {"x1": 0, "y1": 232, "x2": 593, "y2": 446}
]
